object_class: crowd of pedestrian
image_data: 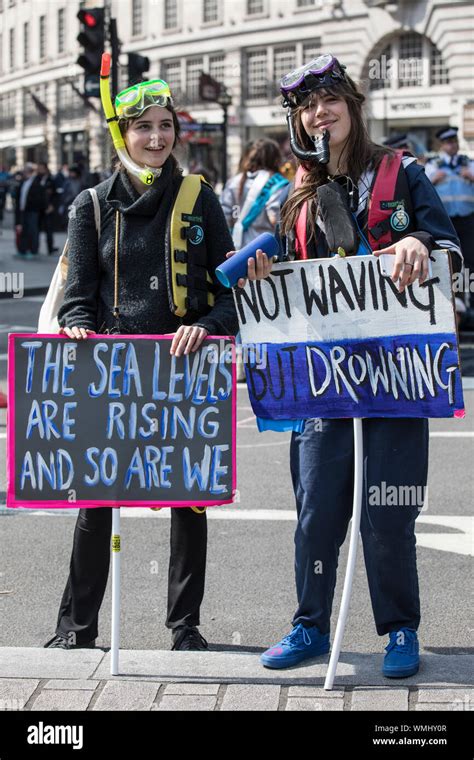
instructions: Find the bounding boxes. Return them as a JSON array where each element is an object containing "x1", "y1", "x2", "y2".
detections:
[{"x1": 0, "y1": 161, "x2": 111, "y2": 259}]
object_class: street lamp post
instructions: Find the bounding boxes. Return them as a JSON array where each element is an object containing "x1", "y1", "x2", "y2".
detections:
[{"x1": 217, "y1": 89, "x2": 232, "y2": 186}]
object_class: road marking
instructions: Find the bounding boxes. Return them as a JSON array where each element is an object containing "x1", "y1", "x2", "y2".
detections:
[
  {"x1": 237, "y1": 415, "x2": 258, "y2": 426},
  {"x1": 415, "y1": 516, "x2": 473, "y2": 557},
  {"x1": 430, "y1": 432, "x2": 474, "y2": 437},
  {"x1": 2, "y1": 507, "x2": 471, "y2": 555},
  {"x1": 0, "y1": 326, "x2": 35, "y2": 332}
]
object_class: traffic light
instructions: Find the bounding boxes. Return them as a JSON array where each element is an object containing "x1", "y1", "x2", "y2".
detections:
[
  {"x1": 128, "y1": 53, "x2": 150, "y2": 86},
  {"x1": 77, "y1": 8, "x2": 105, "y2": 96}
]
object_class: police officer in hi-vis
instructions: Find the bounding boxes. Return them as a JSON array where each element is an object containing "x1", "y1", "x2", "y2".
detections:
[{"x1": 425, "y1": 126, "x2": 474, "y2": 308}]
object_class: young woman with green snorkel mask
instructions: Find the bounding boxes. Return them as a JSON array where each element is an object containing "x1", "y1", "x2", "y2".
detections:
[{"x1": 44, "y1": 58, "x2": 239, "y2": 652}]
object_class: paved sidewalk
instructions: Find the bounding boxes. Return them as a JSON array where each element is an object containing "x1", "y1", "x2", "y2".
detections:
[{"x1": 0, "y1": 649, "x2": 472, "y2": 711}]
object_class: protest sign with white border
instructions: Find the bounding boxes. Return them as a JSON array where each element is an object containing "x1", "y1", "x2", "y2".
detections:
[{"x1": 234, "y1": 252, "x2": 464, "y2": 419}]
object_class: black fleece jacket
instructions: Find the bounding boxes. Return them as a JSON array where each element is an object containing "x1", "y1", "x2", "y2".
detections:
[{"x1": 58, "y1": 158, "x2": 238, "y2": 337}]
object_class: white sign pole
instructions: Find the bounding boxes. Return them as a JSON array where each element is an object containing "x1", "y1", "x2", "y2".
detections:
[
  {"x1": 324, "y1": 418, "x2": 363, "y2": 691},
  {"x1": 111, "y1": 507, "x2": 121, "y2": 675}
]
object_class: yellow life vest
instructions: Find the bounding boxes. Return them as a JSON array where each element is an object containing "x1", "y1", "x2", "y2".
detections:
[{"x1": 166, "y1": 174, "x2": 216, "y2": 319}]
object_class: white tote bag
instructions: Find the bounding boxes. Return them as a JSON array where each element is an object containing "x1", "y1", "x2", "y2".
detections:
[{"x1": 37, "y1": 188, "x2": 101, "y2": 333}]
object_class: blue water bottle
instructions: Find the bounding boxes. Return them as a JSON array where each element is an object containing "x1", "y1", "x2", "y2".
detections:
[{"x1": 215, "y1": 232, "x2": 280, "y2": 289}]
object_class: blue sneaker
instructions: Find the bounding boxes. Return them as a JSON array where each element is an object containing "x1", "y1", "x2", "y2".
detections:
[
  {"x1": 383, "y1": 628, "x2": 419, "y2": 678},
  {"x1": 260, "y1": 623, "x2": 330, "y2": 669}
]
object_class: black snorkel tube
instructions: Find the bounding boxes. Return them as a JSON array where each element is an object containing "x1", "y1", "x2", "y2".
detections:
[{"x1": 284, "y1": 103, "x2": 330, "y2": 164}]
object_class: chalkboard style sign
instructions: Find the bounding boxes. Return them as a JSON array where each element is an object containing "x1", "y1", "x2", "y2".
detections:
[
  {"x1": 234, "y1": 252, "x2": 464, "y2": 419},
  {"x1": 7, "y1": 335, "x2": 236, "y2": 509}
]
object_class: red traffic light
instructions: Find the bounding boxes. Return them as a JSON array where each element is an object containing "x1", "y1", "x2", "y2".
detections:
[
  {"x1": 83, "y1": 12, "x2": 98, "y2": 27},
  {"x1": 77, "y1": 9, "x2": 103, "y2": 28},
  {"x1": 77, "y1": 8, "x2": 105, "y2": 78}
]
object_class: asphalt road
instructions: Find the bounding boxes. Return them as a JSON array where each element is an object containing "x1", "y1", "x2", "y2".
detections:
[{"x1": 0, "y1": 294, "x2": 472, "y2": 656}]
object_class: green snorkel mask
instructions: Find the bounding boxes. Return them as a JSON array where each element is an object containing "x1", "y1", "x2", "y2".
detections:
[
  {"x1": 100, "y1": 54, "x2": 174, "y2": 186},
  {"x1": 115, "y1": 79, "x2": 173, "y2": 119}
]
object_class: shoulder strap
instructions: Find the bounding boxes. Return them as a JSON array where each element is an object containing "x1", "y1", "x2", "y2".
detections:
[
  {"x1": 232, "y1": 170, "x2": 271, "y2": 247},
  {"x1": 367, "y1": 152, "x2": 403, "y2": 251},
  {"x1": 60, "y1": 187, "x2": 101, "y2": 269},
  {"x1": 87, "y1": 187, "x2": 101, "y2": 240},
  {"x1": 240, "y1": 173, "x2": 289, "y2": 232}
]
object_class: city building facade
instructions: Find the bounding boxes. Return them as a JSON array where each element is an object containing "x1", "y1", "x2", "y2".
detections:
[{"x1": 0, "y1": 0, "x2": 472, "y2": 177}]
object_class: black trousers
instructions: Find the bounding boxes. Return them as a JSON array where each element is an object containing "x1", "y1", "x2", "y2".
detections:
[
  {"x1": 56, "y1": 507, "x2": 207, "y2": 645},
  {"x1": 19, "y1": 211, "x2": 40, "y2": 254},
  {"x1": 41, "y1": 211, "x2": 56, "y2": 253}
]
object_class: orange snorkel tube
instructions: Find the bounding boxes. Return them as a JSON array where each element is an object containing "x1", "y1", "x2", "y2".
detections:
[{"x1": 100, "y1": 53, "x2": 158, "y2": 186}]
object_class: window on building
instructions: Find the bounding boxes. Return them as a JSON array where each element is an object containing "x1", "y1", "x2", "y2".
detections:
[
  {"x1": 297, "y1": 0, "x2": 318, "y2": 7},
  {"x1": 23, "y1": 84, "x2": 47, "y2": 126},
  {"x1": 164, "y1": 0, "x2": 178, "y2": 29},
  {"x1": 23, "y1": 22, "x2": 28, "y2": 65},
  {"x1": 209, "y1": 53, "x2": 225, "y2": 85},
  {"x1": 398, "y1": 32, "x2": 423, "y2": 88},
  {"x1": 58, "y1": 8, "x2": 65, "y2": 53},
  {"x1": 203, "y1": 0, "x2": 220, "y2": 23},
  {"x1": 57, "y1": 79, "x2": 85, "y2": 119},
  {"x1": 162, "y1": 60, "x2": 182, "y2": 99},
  {"x1": 247, "y1": 0, "x2": 264, "y2": 13},
  {"x1": 369, "y1": 33, "x2": 448, "y2": 91},
  {"x1": 9, "y1": 27, "x2": 14, "y2": 69},
  {"x1": 132, "y1": 0, "x2": 143, "y2": 36},
  {"x1": 274, "y1": 46, "x2": 297, "y2": 93},
  {"x1": 39, "y1": 15, "x2": 46, "y2": 60},
  {"x1": 0, "y1": 91, "x2": 16, "y2": 129},
  {"x1": 246, "y1": 49, "x2": 269, "y2": 100},
  {"x1": 430, "y1": 42, "x2": 449, "y2": 85},
  {"x1": 186, "y1": 57, "x2": 204, "y2": 103}
]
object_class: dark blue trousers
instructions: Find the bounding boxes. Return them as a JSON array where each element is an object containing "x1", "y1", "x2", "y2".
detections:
[{"x1": 290, "y1": 417, "x2": 428, "y2": 636}]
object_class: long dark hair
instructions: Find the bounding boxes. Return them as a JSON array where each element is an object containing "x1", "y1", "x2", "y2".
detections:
[
  {"x1": 281, "y1": 74, "x2": 394, "y2": 241},
  {"x1": 238, "y1": 138, "x2": 283, "y2": 201}
]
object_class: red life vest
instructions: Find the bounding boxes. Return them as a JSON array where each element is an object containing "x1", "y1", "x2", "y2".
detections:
[{"x1": 294, "y1": 152, "x2": 411, "y2": 258}]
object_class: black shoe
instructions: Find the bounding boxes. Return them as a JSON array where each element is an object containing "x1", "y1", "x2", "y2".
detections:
[
  {"x1": 44, "y1": 634, "x2": 96, "y2": 650},
  {"x1": 48, "y1": 247, "x2": 59, "y2": 255},
  {"x1": 171, "y1": 626, "x2": 208, "y2": 651}
]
